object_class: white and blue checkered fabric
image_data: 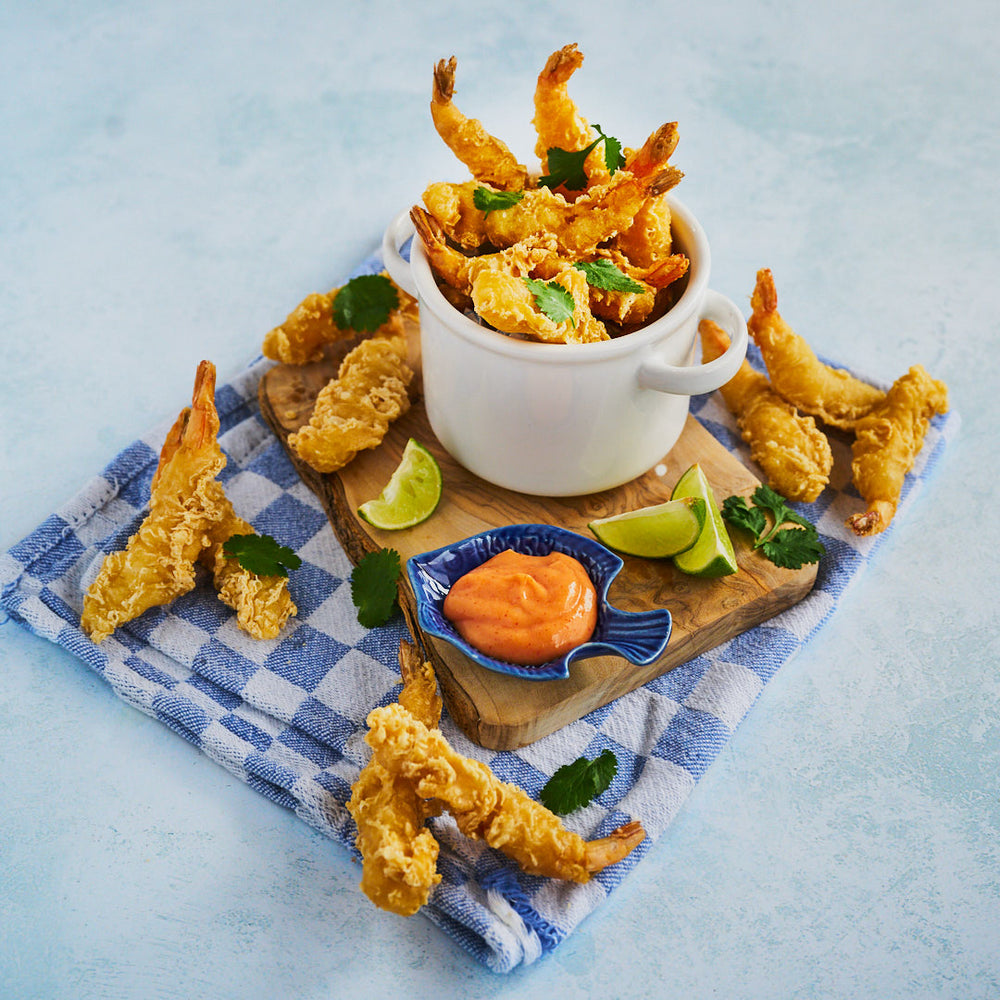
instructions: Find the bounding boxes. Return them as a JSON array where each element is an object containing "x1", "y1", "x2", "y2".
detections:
[{"x1": 0, "y1": 256, "x2": 958, "y2": 972}]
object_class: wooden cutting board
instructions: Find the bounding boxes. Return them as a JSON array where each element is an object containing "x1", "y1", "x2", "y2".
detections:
[{"x1": 257, "y1": 325, "x2": 817, "y2": 750}]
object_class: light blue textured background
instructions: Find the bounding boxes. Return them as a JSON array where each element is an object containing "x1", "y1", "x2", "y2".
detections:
[{"x1": 1, "y1": 1, "x2": 997, "y2": 997}]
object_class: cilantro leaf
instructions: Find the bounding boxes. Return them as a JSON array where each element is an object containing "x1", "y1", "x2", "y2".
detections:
[
  {"x1": 523, "y1": 277, "x2": 576, "y2": 326},
  {"x1": 473, "y1": 186, "x2": 525, "y2": 216},
  {"x1": 761, "y1": 527, "x2": 826, "y2": 569},
  {"x1": 539, "y1": 145, "x2": 592, "y2": 191},
  {"x1": 540, "y1": 750, "x2": 618, "y2": 815},
  {"x1": 332, "y1": 273, "x2": 399, "y2": 333},
  {"x1": 721, "y1": 486, "x2": 825, "y2": 570},
  {"x1": 592, "y1": 124, "x2": 625, "y2": 174},
  {"x1": 573, "y1": 258, "x2": 645, "y2": 294},
  {"x1": 538, "y1": 126, "x2": 624, "y2": 191},
  {"x1": 720, "y1": 495, "x2": 768, "y2": 538},
  {"x1": 222, "y1": 533, "x2": 302, "y2": 578},
  {"x1": 350, "y1": 548, "x2": 401, "y2": 628}
]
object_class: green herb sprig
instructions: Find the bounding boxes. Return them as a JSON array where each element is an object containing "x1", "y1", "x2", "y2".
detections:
[
  {"x1": 523, "y1": 277, "x2": 576, "y2": 326},
  {"x1": 222, "y1": 534, "x2": 302, "y2": 578},
  {"x1": 539, "y1": 124, "x2": 625, "y2": 191},
  {"x1": 473, "y1": 186, "x2": 525, "y2": 216},
  {"x1": 539, "y1": 749, "x2": 618, "y2": 815},
  {"x1": 721, "y1": 486, "x2": 825, "y2": 570},
  {"x1": 350, "y1": 548, "x2": 402, "y2": 627},
  {"x1": 332, "y1": 273, "x2": 399, "y2": 333},
  {"x1": 573, "y1": 258, "x2": 645, "y2": 294}
]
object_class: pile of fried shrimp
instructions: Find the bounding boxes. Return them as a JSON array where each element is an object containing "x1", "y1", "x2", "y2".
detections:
[
  {"x1": 701, "y1": 268, "x2": 949, "y2": 534},
  {"x1": 347, "y1": 641, "x2": 645, "y2": 917},
  {"x1": 411, "y1": 44, "x2": 690, "y2": 344}
]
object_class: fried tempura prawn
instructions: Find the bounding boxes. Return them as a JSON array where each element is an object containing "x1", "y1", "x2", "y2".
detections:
[
  {"x1": 700, "y1": 319, "x2": 832, "y2": 502},
  {"x1": 288, "y1": 336, "x2": 413, "y2": 473},
  {"x1": 473, "y1": 260, "x2": 608, "y2": 343},
  {"x1": 81, "y1": 362, "x2": 227, "y2": 643},
  {"x1": 82, "y1": 362, "x2": 298, "y2": 643},
  {"x1": 431, "y1": 56, "x2": 529, "y2": 192},
  {"x1": 748, "y1": 268, "x2": 885, "y2": 430},
  {"x1": 262, "y1": 275, "x2": 412, "y2": 366},
  {"x1": 532, "y1": 43, "x2": 610, "y2": 190},
  {"x1": 365, "y1": 703, "x2": 645, "y2": 883},
  {"x1": 347, "y1": 642, "x2": 444, "y2": 917},
  {"x1": 423, "y1": 124, "x2": 681, "y2": 259},
  {"x1": 588, "y1": 249, "x2": 689, "y2": 326},
  {"x1": 152, "y1": 408, "x2": 297, "y2": 640},
  {"x1": 411, "y1": 206, "x2": 607, "y2": 343},
  {"x1": 846, "y1": 364, "x2": 948, "y2": 536}
]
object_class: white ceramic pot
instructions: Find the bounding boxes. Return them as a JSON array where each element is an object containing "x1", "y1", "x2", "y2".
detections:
[{"x1": 382, "y1": 195, "x2": 747, "y2": 497}]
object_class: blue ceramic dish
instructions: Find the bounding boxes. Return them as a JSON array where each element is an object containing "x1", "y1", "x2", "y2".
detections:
[{"x1": 406, "y1": 523, "x2": 672, "y2": 682}]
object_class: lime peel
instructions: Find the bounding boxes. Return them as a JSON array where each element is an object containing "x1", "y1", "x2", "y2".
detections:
[
  {"x1": 670, "y1": 463, "x2": 738, "y2": 578},
  {"x1": 588, "y1": 497, "x2": 707, "y2": 558},
  {"x1": 357, "y1": 438, "x2": 442, "y2": 530}
]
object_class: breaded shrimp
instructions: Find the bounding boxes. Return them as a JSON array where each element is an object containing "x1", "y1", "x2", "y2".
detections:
[
  {"x1": 262, "y1": 275, "x2": 411, "y2": 366},
  {"x1": 364, "y1": 703, "x2": 645, "y2": 883},
  {"x1": 472, "y1": 261, "x2": 608, "y2": 344},
  {"x1": 846, "y1": 364, "x2": 949, "y2": 536},
  {"x1": 489, "y1": 122, "x2": 681, "y2": 256},
  {"x1": 586, "y1": 249, "x2": 689, "y2": 326},
  {"x1": 606, "y1": 123, "x2": 680, "y2": 268},
  {"x1": 422, "y1": 123, "x2": 681, "y2": 258},
  {"x1": 430, "y1": 57, "x2": 529, "y2": 192},
  {"x1": 152, "y1": 409, "x2": 297, "y2": 640},
  {"x1": 347, "y1": 642, "x2": 444, "y2": 917},
  {"x1": 700, "y1": 319, "x2": 832, "y2": 502},
  {"x1": 420, "y1": 180, "x2": 488, "y2": 253},
  {"x1": 532, "y1": 43, "x2": 610, "y2": 189},
  {"x1": 411, "y1": 206, "x2": 607, "y2": 343},
  {"x1": 81, "y1": 362, "x2": 226, "y2": 642},
  {"x1": 748, "y1": 268, "x2": 885, "y2": 430},
  {"x1": 411, "y1": 205, "x2": 682, "y2": 333},
  {"x1": 409, "y1": 204, "x2": 479, "y2": 291},
  {"x1": 262, "y1": 292, "x2": 347, "y2": 366},
  {"x1": 288, "y1": 336, "x2": 413, "y2": 473}
]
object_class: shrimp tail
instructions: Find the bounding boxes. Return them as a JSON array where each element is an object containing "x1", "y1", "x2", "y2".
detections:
[{"x1": 583, "y1": 820, "x2": 646, "y2": 874}]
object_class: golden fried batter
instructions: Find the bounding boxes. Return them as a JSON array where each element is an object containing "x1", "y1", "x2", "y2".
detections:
[
  {"x1": 431, "y1": 56, "x2": 529, "y2": 191},
  {"x1": 262, "y1": 275, "x2": 412, "y2": 366},
  {"x1": 150, "y1": 407, "x2": 297, "y2": 640},
  {"x1": 701, "y1": 319, "x2": 832, "y2": 502},
  {"x1": 422, "y1": 123, "x2": 680, "y2": 260},
  {"x1": 532, "y1": 43, "x2": 610, "y2": 189},
  {"x1": 262, "y1": 292, "x2": 344, "y2": 366},
  {"x1": 347, "y1": 642, "x2": 444, "y2": 917},
  {"x1": 748, "y1": 268, "x2": 885, "y2": 430},
  {"x1": 81, "y1": 362, "x2": 227, "y2": 643},
  {"x1": 471, "y1": 254, "x2": 608, "y2": 344},
  {"x1": 288, "y1": 336, "x2": 413, "y2": 473},
  {"x1": 200, "y1": 503, "x2": 297, "y2": 640},
  {"x1": 411, "y1": 207, "x2": 608, "y2": 343},
  {"x1": 81, "y1": 362, "x2": 297, "y2": 643},
  {"x1": 365, "y1": 702, "x2": 645, "y2": 884},
  {"x1": 846, "y1": 365, "x2": 948, "y2": 536}
]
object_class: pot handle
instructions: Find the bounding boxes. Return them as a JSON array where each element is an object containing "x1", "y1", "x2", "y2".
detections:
[
  {"x1": 381, "y1": 209, "x2": 418, "y2": 298},
  {"x1": 636, "y1": 289, "x2": 748, "y2": 396}
]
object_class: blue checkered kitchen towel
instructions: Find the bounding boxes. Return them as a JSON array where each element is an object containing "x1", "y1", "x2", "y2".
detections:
[{"x1": 0, "y1": 253, "x2": 958, "y2": 973}]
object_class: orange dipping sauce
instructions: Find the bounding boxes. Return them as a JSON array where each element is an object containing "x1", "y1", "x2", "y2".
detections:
[{"x1": 442, "y1": 548, "x2": 598, "y2": 666}]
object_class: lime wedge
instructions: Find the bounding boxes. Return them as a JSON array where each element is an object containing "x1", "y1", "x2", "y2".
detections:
[
  {"x1": 588, "y1": 497, "x2": 706, "y2": 558},
  {"x1": 670, "y1": 463, "x2": 738, "y2": 577},
  {"x1": 357, "y1": 438, "x2": 442, "y2": 530}
]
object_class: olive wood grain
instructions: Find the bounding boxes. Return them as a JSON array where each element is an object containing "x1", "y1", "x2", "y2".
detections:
[{"x1": 258, "y1": 330, "x2": 817, "y2": 750}]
